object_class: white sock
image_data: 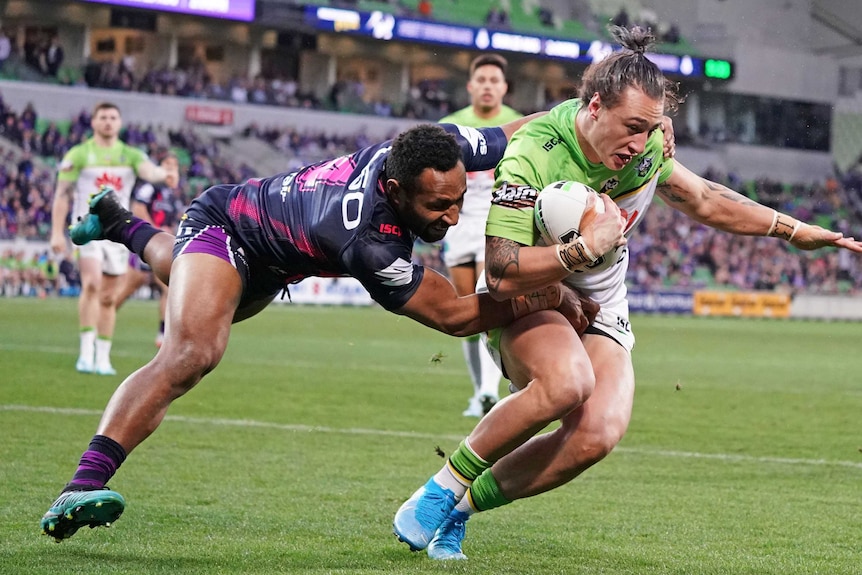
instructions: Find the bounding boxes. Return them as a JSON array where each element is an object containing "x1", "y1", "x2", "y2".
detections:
[
  {"x1": 454, "y1": 492, "x2": 478, "y2": 516},
  {"x1": 79, "y1": 329, "x2": 96, "y2": 363},
  {"x1": 478, "y1": 344, "x2": 502, "y2": 399},
  {"x1": 432, "y1": 464, "x2": 469, "y2": 499},
  {"x1": 462, "y1": 338, "x2": 482, "y2": 398},
  {"x1": 95, "y1": 337, "x2": 113, "y2": 368}
]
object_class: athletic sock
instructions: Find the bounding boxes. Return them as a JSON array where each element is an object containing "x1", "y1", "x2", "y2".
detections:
[
  {"x1": 64, "y1": 435, "x2": 127, "y2": 492},
  {"x1": 79, "y1": 328, "x2": 95, "y2": 362},
  {"x1": 478, "y1": 344, "x2": 502, "y2": 399},
  {"x1": 432, "y1": 438, "x2": 491, "y2": 498},
  {"x1": 462, "y1": 336, "x2": 482, "y2": 397},
  {"x1": 94, "y1": 337, "x2": 112, "y2": 369},
  {"x1": 123, "y1": 217, "x2": 162, "y2": 259},
  {"x1": 465, "y1": 468, "x2": 510, "y2": 512}
]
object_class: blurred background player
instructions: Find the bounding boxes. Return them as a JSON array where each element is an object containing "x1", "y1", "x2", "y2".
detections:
[
  {"x1": 50, "y1": 101, "x2": 179, "y2": 375},
  {"x1": 438, "y1": 54, "x2": 523, "y2": 417},
  {"x1": 115, "y1": 152, "x2": 185, "y2": 348}
]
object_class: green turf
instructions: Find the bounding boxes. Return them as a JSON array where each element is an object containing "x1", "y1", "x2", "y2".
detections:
[{"x1": 1, "y1": 298, "x2": 860, "y2": 574}]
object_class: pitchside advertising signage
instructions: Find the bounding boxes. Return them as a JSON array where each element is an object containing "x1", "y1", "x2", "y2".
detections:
[
  {"x1": 79, "y1": 0, "x2": 256, "y2": 22},
  {"x1": 304, "y1": 7, "x2": 734, "y2": 80}
]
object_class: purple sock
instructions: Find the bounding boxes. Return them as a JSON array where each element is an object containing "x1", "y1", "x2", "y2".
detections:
[
  {"x1": 64, "y1": 435, "x2": 127, "y2": 492},
  {"x1": 123, "y1": 217, "x2": 162, "y2": 259}
]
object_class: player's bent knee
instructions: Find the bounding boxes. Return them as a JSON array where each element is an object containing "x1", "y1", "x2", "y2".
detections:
[
  {"x1": 528, "y1": 361, "x2": 596, "y2": 419},
  {"x1": 154, "y1": 339, "x2": 226, "y2": 387}
]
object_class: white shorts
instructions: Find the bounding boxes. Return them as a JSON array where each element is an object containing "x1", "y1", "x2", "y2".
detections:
[
  {"x1": 477, "y1": 273, "x2": 634, "y2": 378},
  {"x1": 77, "y1": 240, "x2": 130, "y2": 276},
  {"x1": 442, "y1": 214, "x2": 486, "y2": 268}
]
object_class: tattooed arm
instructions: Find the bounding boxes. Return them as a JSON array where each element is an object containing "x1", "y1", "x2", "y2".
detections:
[
  {"x1": 485, "y1": 194, "x2": 627, "y2": 300},
  {"x1": 658, "y1": 160, "x2": 862, "y2": 252},
  {"x1": 484, "y1": 236, "x2": 572, "y2": 300}
]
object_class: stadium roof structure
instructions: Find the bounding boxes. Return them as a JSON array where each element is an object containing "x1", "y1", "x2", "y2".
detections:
[{"x1": 812, "y1": 0, "x2": 862, "y2": 57}]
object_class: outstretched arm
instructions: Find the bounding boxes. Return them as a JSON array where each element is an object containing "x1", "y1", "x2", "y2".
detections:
[
  {"x1": 658, "y1": 160, "x2": 862, "y2": 252},
  {"x1": 395, "y1": 267, "x2": 565, "y2": 337},
  {"x1": 136, "y1": 156, "x2": 180, "y2": 188}
]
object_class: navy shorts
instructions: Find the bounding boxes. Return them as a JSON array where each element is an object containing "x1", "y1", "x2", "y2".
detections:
[{"x1": 173, "y1": 185, "x2": 286, "y2": 311}]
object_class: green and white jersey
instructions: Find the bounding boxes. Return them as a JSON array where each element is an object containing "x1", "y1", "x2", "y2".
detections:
[
  {"x1": 440, "y1": 105, "x2": 522, "y2": 218},
  {"x1": 57, "y1": 139, "x2": 149, "y2": 221},
  {"x1": 486, "y1": 98, "x2": 674, "y2": 299}
]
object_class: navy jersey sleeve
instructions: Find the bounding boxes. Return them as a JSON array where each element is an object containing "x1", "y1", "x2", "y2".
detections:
[
  {"x1": 341, "y1": 230, "x2": 426, "y2": 311},
  {"x1": 439, "y1": 124, "x2": 507, "y2": 172}
]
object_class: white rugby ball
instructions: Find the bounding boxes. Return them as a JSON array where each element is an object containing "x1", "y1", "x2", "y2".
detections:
[{"x1": 534, "y1": 180, "x2": 624, "y2": 273}]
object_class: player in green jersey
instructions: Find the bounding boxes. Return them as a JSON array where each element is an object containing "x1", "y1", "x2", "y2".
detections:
[
  {"x1": 438, "y1": 54, "x2": 523, "y2": 417},
  {"x1": 394, "y1": 25, "x2": 862, "y2": 560},
  {"x1": 50, "y1": 102, "x2": 178, "y2": 375}
]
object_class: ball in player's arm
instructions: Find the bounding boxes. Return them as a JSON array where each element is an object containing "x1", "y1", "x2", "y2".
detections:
[
  {"x1": 39, "y1": 114, "x2": 597, "y2": 541},
  {"x1": 392, "y1": 24, "x2": 862, "y2": 561}
]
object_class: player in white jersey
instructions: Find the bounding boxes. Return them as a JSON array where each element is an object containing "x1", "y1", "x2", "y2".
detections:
[
  {"x1": 438, "y1": 54, "x2": 523, "y2": 417},
  {"x1": 50, "y1": 102, "x2": 179, "y2": 375},
  {"x1": 394, "y1": 25, "x2": 862, "y2": 560}
]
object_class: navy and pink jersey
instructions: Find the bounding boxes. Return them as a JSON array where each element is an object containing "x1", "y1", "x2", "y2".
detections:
[
  {"x1": 133, "y1": 181, "x2": 186, "y2": 230},
  {"x1": 182, "y1": 124, "x2": 508, "y2": 311}
]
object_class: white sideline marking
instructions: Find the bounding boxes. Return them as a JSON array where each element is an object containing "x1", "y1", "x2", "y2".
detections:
[{"x1": 4, "y1": 404, "x2": 862, "y2": 470}]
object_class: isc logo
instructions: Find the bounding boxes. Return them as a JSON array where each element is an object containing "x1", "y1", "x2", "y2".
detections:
[{"x1": 379, "y1": 223, "x2": 402, "y2": 236}]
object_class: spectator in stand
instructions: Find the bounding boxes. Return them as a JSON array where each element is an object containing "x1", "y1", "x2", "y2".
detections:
[
  {"x1": 0, "y1": 29, "x2": 11, "y2": 73},
  {"x1": 612, "y1": 7, "x2": 630, "y2": 28},
  {"x1": 485, "y1": 6, "x2": 511, "y2": 28},
  {"x1": 42, "y1": 35, "x2": 64, "y2": 77}
]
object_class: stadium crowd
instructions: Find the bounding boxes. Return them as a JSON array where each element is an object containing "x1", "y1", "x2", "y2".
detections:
[{"x1": 1, "y1": 93, "x2": 861, "y2": 298}]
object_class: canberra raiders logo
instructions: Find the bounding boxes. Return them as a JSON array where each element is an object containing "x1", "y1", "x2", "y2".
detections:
[
  {"x1": 636, "y1": 156, "x2": 654, "y2": 177},
  {"x1": 600, "y1": 177, "x2": 619, "y2": 194}
]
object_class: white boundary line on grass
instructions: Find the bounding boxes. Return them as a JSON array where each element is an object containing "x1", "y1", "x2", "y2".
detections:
[{"x1": 4, "y1": 404, "x2": 862, "y2": 470}]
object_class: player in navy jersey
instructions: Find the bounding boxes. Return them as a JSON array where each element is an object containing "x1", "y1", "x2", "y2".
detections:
[
  {"x1": 40, "y1": 119, "x2": 602, "y2": 541},
  {"x1": 116, "y1": 154, "x2": 185, "y2": 347}
]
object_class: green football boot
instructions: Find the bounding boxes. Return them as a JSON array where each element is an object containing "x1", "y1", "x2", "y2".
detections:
[
  {"x1": 69, "y1": 186, "x2": 132, "y2": 246},
  {"x1": 41, "y1": 488, "x2": 126, "y2": 541}
]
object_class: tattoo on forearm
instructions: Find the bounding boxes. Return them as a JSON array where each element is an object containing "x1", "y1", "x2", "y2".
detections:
[
  {"x1": 657, "y1": 183, "x2": 686, "y2": 204},
  {"x1": 719, "y1": 191, "x2": 758, "y2": 207},
  {"x1": 486, "y1": 237, "x2": 521, "y2": 291}
]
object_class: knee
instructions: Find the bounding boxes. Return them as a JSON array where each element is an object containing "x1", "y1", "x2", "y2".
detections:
[
  {"x1": 81, "y1": 281, "x2": 99, "y2": 298},
  {"x1": 154, "y1": 336, "x2": 225, "y2": 391},
  {"x1": 565, "y1": 413, "x2": 629, "y2": 467},
  {"x1": 100, "y1": 292, "x2": 118, "y2": 308},
  {"x1": 527, "y1": 357, "x2": 596, "y2": 419}
]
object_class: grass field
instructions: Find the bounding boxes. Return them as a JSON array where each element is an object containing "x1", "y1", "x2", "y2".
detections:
[{"x1": 1, "y1": 297, "x2": 860, "y2": 575}]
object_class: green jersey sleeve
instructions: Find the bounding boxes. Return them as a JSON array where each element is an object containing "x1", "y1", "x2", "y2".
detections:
[
  {"x1": 56, "y1": 144, "x2": 87, "y2": 183},
  {"x1": 126, "y1": 144, "x2": 149, "y2": 174}
]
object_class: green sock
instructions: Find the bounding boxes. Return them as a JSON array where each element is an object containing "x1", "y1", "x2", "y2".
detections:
[
  {"x1": 448, "y1": 439, "x2": 490, "y2": 482},
  {"x1": 469, "y1": 469, "x2": 511, "y2": 512}
]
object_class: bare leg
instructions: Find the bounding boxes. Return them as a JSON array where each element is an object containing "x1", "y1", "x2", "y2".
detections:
[
  {"x1": 96, "y1": 253, "x2": 241, "y2": 452},
  {"x1": 77, "y1": 257, "x2": 102, "y2": 330},
  {"x1": 116, "y1": 267, "x2": 150, "y2": 310},
  {"x1": 466, "y1": 310, "x2": 595, "y2": 461},
  {"x1": 491, "y1": 334, "x2": 634, "y2": 499},
  {"x1": 96, "y1": 273, "x2": 122, "y2": 339}
]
